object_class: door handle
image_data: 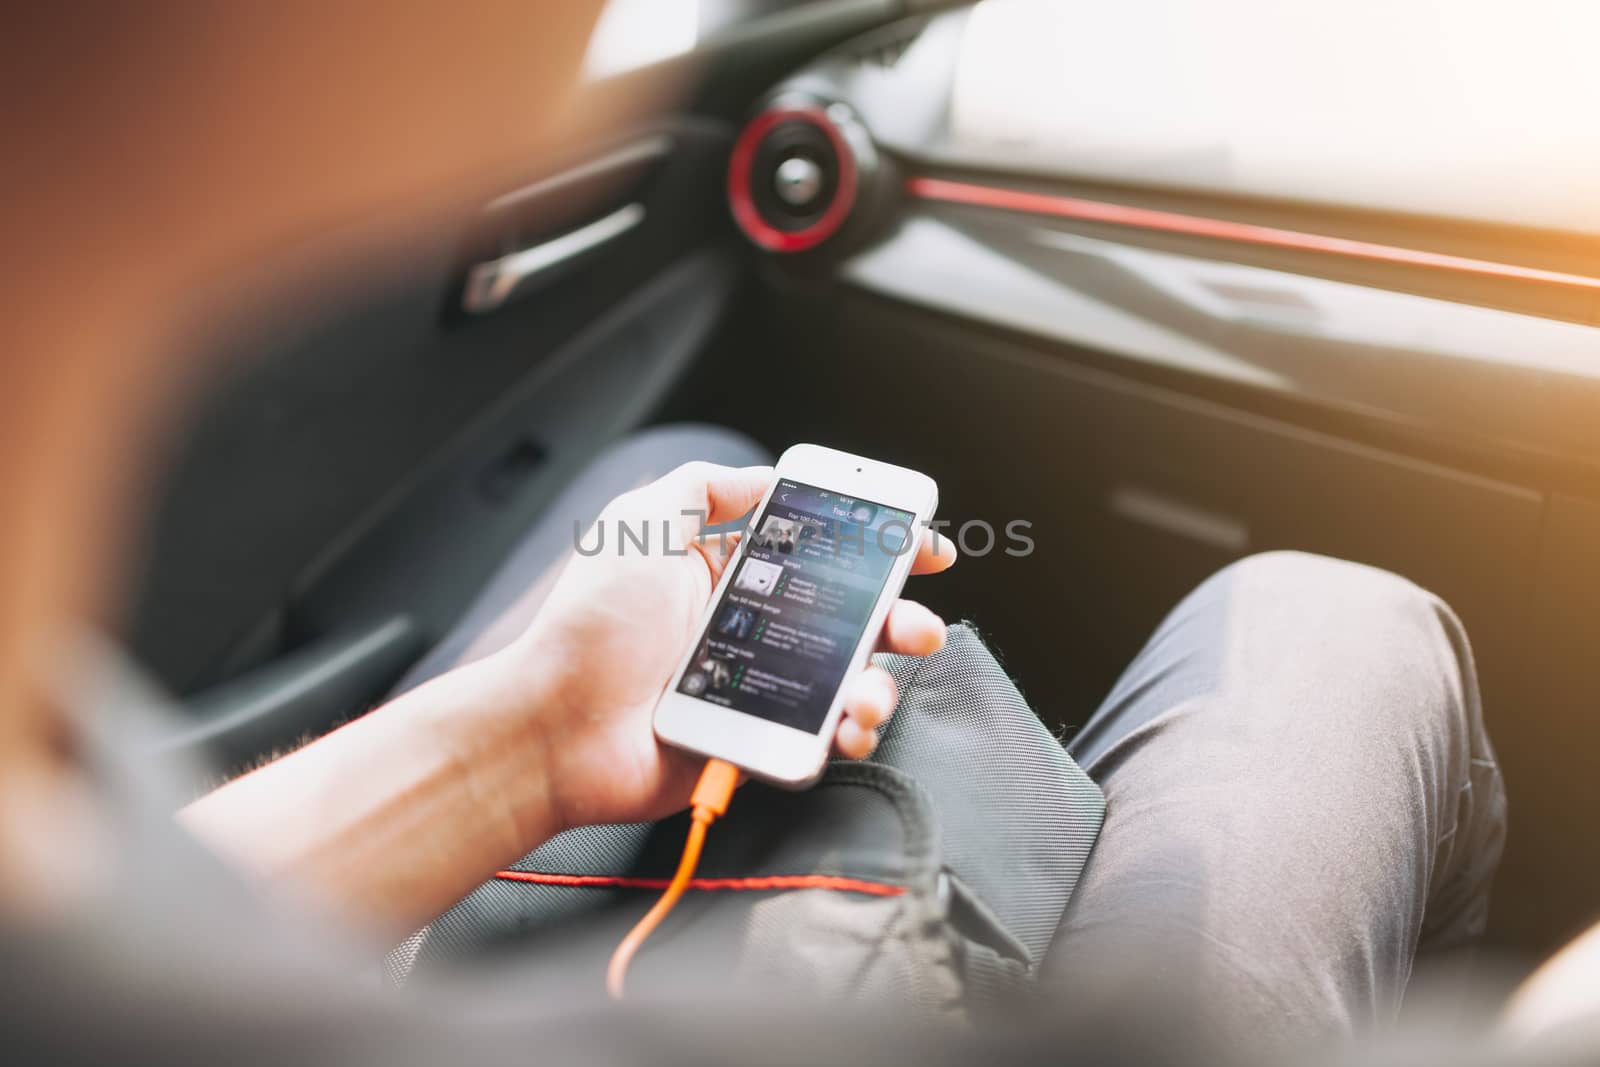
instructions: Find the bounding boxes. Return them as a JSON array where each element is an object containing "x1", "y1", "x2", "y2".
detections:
[{"x1": 462, "y1": 202, "x2": 646, "y2": 313}]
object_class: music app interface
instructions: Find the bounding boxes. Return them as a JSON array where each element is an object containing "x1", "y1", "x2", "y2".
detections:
[{"x1": 677, "y1": 480, "x2": 915, "y2": 733}]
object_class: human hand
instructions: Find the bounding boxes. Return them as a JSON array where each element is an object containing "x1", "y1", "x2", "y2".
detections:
[{"x1": 495, "y1": 461, "x2": 956, "y2": 833}]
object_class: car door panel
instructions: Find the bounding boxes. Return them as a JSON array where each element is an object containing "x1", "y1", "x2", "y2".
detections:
[{"x1": 128, "y1": 119, "x2": 738, "y2": 705}]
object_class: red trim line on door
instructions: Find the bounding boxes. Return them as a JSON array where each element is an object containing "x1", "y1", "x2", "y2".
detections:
[
  {"x1": 904, "y1": 176, "x2": 1600, "y2": 293},
  {"x1": 495, "y1": 869, "x2": 905, "y2": 896}
]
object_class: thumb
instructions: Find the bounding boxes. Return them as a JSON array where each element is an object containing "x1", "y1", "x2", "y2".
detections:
[{"x1": 661, "y1": 462, "x2": 773, "y2": 542}]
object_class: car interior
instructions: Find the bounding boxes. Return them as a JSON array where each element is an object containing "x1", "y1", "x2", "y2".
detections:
[{"x1": 124, "y1": 0, "x2": 1600, "y2": 976}]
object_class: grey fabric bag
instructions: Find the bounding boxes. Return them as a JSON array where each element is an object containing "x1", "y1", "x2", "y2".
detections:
[{"x1": 392, "y1": 625, "x2": 1104, "y2": 1020}]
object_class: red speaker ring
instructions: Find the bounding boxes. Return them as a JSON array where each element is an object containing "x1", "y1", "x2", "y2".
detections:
[{"x1": 727, "y1": 105, "x2": 859, "y2": 253}]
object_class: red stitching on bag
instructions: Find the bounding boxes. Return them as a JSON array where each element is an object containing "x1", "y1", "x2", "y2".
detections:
[{"x1": 494, "y1": 870, "x2": 905, "y2": 897}]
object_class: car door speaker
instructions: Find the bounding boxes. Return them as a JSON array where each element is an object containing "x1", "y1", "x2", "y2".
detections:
[{"x1": 727, "y1": 95, "x2": 885, "y2": 256}]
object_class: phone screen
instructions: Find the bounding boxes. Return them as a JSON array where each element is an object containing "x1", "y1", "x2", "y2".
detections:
[{"x1": 676, "y1": 479, "x2": 917, "y2": 733}]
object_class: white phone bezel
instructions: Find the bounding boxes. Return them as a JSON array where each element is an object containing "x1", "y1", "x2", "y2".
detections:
[{"x1": 653, "y1": 443, "x2": 938, "y2": 788}]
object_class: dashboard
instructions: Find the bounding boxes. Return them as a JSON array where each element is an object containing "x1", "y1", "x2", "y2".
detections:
[{"x1": 722, "y1": 4, "x2": 1600, "y2": 494}]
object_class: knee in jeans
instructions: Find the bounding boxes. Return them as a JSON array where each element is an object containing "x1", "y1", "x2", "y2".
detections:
[
  {"x1": 1207, "y1": 551, "x2": 1467, "y2": 698},
  {"x1": 1216, "y1": 550, "x2": 1435, "y2": 612}
]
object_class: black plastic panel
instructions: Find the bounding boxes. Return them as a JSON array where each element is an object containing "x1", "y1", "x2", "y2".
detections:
[
  {"x1": 842, "y1": 211, "x2": 1600, "y2": 492},
  {"x1": 125, "y1": 120, "x2": 737, "y2": 696},
  {"x1": 1507, "y1": 495, "x2": 1600, "y2": 952},
  {"x1": 295, "y1": 251, "x2": 738, "y2": 656}
]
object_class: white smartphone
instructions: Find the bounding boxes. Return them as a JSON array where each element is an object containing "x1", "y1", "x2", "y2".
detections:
[{"x1": 654, "y1": 443, "x2": 939, "y2": 788}]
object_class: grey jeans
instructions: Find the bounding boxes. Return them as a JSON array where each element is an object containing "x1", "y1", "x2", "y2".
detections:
[
  {"x1": 1049, "y1": 549, "x2": 1506, "y2": 1051},
  {"x1": 402, "y1": 425, "x2": 1507, "y2": 1050}
]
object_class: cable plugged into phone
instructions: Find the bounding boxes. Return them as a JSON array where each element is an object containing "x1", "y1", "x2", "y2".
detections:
[{"x1": 606, "y1": 758, "x2": 740, "y2": 999}]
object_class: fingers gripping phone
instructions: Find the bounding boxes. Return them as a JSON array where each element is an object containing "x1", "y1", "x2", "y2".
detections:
[{"x1": 654, "y1": 444, "x2": 938, "y2": 788}]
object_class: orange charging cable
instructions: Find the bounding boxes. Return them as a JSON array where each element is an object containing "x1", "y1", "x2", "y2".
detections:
[{"x1": 605, "y1": 758, "x2": 740, "y2": 998}]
